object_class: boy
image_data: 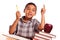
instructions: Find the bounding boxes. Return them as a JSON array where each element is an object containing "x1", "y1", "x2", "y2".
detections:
[{"x1": 9, "y1": 2, "x2": 46, "y2": 40}]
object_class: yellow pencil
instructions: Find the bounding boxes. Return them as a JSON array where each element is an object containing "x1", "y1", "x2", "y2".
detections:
[{"x1": 16, "y1": 5, "x2": 18, "y2": 11}]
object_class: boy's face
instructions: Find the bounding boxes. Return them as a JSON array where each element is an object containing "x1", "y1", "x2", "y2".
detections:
[{"x1": 24, "y1": 5, "x2": 36, "y2": 18}]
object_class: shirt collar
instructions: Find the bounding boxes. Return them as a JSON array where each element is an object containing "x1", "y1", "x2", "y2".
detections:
[{"x1": 21, "y1": 16, "x2": 32, "y2": 23}]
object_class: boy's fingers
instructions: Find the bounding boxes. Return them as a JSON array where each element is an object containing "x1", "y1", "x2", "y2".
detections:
[{"x1": 41, "y1": 5, "x2": 45, "y2": 11}]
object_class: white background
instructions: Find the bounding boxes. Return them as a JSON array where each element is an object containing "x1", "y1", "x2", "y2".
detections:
[{"x1": 0, "y1": 0, "x2": 60, "y2": 40}]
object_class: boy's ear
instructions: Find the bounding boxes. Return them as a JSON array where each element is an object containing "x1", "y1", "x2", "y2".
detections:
[
  {"x1": 24, "y1": 9, "x2": 25, "y2": 13},
  {"x1": 34, "y1": 12, "x2": 36, "y2": 16}
]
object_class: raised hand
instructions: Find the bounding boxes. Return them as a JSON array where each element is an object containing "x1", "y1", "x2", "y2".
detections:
[
  {"x1": 41, "y1": 5, "x2": 46, "y2": 15},
  {"x1": 16, "y1": 5, "x2": 21, "y2": 19},
  {"x1": 16, "y1": 11, "x2": 21, "y2": 20}
]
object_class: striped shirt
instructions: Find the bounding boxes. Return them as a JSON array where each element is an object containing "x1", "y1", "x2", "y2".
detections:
[{"x1": 14, "y1": 16, "x2": 40, "y2": 38}]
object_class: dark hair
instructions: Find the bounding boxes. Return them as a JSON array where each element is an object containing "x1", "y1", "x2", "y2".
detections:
[{"x1": 24, "y1": 2, "x2": 37, "y2": 10}]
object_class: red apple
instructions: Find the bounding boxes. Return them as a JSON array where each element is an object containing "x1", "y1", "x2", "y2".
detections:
[{"x1": 44, "y1": 23, "x2": 53, "y2": 33}]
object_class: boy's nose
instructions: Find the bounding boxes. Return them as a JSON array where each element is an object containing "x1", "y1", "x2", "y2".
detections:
[{"x1": 29, "y1": 10, "x2": 32, "y2": 13}]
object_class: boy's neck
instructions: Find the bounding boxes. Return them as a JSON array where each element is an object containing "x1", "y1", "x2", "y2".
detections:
[
  {"x1": 24, "y1": 16, "x2": 32, "y2": 21},
  {"x1": 22, "y1": 16, "x2": 32, "y2": 23}
]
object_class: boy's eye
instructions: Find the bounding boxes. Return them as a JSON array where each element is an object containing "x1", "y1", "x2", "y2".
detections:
[
  {"x1": 27, "y1": 8, "x2": 30, "y2": 10},
  {"x1": 32, "y1": 9, "x2": 35, "y2": 12}
]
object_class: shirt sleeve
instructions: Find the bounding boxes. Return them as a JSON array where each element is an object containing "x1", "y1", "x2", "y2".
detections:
[{"x1": 33, "y1": 19, "x2": 40, "y2": 33}]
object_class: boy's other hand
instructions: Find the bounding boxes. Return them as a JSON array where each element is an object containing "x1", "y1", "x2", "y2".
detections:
[
  {"x1": 16, "y1": 11, "x2": 21, "y2": 19},
  {"x1": 41, "y1": 5, "x2": 46, "y2": 15}
]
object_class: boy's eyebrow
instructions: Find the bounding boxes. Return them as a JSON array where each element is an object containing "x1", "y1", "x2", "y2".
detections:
[{"x1": 26, "y1": 7, "x2": 36, "y2": 10}]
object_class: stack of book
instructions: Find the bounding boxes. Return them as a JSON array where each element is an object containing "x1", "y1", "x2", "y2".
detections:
[{"x1": 33, "y1": 32, "x2": 56, "y2": 40}]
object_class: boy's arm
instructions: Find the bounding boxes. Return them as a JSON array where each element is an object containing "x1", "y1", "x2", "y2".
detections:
[
  {"x1": 9, "y1": 11, "x2": 21, "y2": 34},
  {"x1": 38, "y1": 5, "x2": 46, "y2": 30}
]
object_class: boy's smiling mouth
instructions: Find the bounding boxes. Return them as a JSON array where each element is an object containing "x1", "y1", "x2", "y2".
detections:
[
  {"x1": 28, "y1": 14, "x2": 33, "y2": 17},
  {"x1": 26, "y1": 13, "x2": 33, "y2": 18},
  {"x1": 28, "y1": 13, "x2": 32, "y2": 16}
]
